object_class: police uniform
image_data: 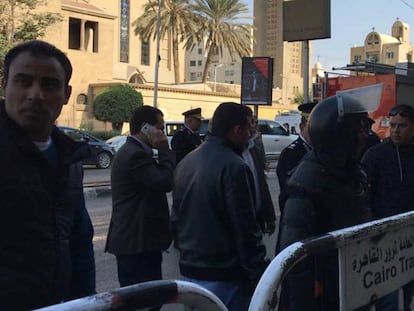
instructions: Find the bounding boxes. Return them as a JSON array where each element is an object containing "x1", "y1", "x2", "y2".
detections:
[
  {"x1": 276, "y1": 136, "x2": 312, "y2": 190},
  {"x1": 171, "y1": 108, "x2": 203, "y2": 163},
  {"x1": 276, "y1": 102, "x2": 317, "y2": 211}
]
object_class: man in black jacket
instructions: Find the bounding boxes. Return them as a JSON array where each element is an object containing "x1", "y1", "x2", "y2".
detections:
[
  {"x1": 106, "y1": 106, "x2": 175, "y2": 311},
  {"x1": 171, "y1": 102, "x2": 268, "y2": 311},
  {"x1": 171, "y1": 107, "x2": 203, "y2": 163},
  {"x1": 362, "y1": 104, "x2": 414, "y2": 311},
  {"x1": 0, "y1": 40, "x2": 95, "y2": 310}
]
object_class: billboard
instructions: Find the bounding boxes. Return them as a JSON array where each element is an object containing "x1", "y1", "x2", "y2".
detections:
[
  {"x1": 240, "y1": 57, "x2": 273, "y2": 106},
  {"x1": 283, "y1": 0, "x2": 331, "y2": 42}
]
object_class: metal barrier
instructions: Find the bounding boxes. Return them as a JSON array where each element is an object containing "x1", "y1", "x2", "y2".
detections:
[
  {"x1": 35, "y1": 280, "x2": 228, "y2": 311},
  {"x1": 249, "y1": 210, "x2": 414, "y2": 311}
]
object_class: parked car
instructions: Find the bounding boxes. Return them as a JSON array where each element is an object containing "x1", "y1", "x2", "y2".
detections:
[
  {"x1": 58, "y1": 126, "x2": 115, "y2": 169},
  {"x1": 106, "y1": 135, "x2": 127, "y2": 152},
  {"x1": 256, "y1": 119, "x2": 297, "y2": 161},
  {"x1": 275, "y1": 110, "x2": 302, "y2": 134},
  {"x1": 106, "y1": 119, "x2": 295, "y2": 161}
]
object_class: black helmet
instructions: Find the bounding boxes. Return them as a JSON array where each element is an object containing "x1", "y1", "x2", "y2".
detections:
[{"x1": 308, "y1": 93, "x2": 372, "y2": 163}]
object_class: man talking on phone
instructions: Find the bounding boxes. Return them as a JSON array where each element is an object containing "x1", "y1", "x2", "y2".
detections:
[{"x1": 106, "y1": 105, "x2": 175, "y2": 310}]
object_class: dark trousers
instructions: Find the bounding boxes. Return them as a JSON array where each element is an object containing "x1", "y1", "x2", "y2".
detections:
[{"x1": 115, "y1": 251, "x2": 162, "y2": 310}]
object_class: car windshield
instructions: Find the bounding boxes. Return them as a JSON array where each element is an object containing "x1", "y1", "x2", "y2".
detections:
[{"x1": 258, "y1": 121, "x2": 288, "y2": 135}]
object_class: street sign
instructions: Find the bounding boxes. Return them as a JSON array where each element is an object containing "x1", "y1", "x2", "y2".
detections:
[{"x1": 339, "y1": 225, "x2": 414, "y2": 310}]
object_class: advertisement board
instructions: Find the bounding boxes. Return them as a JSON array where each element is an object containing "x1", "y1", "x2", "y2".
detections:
[
  {"x1": 240, "y1": 57, "x2": 273, "y2": 106},
  {"x1": 283, "y1": 0, "x2": 331, "y2": 42}
]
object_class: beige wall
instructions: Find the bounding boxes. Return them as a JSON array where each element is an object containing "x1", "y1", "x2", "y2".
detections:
[{"x1": 82, "y1": 83, "x2": 297, "y2": 131}]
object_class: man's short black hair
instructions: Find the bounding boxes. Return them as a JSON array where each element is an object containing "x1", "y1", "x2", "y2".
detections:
[
  {"x1": 130, "y1": 105, "x2": 163, "y2": 134},
  {"x1": 3, "y1": 40, "x2": 72, "y2": 85},
  {"x1": 210, "y1": 102, "x2": 252, "y2": 137}
]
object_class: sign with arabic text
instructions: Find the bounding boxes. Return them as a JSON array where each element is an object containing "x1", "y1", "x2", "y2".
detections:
[{"x1": 339, "y1": 225, "x2": 414, "y2": 310}]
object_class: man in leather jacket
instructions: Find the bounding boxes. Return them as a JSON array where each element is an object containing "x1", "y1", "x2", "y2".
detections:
[
  {"x1": 0, "y1": 40, "x2": 95, "y2": 310},
  {"x1": 362, "y1": 104, "x2": 414, "y2": 311},
  {"x1": 171, "y1": 102, "x2": 268, "y2": 311},
  {"x1": 277, "y1": 92, "x2": 374, "y2": 310}
]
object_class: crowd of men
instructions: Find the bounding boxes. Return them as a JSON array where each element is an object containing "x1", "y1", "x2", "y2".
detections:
[{"x1": 2, "y1": 40, "x2": 414, "y2": 311}]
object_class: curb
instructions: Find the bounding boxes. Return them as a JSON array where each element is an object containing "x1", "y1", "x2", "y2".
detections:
[{"x1": 84, "y1": 186, "x2": 112, "y2": 199}]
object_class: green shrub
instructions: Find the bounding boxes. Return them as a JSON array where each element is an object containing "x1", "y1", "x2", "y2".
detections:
[{"x1": 93, "y1": 85, "x2": 144, "y2": 131}]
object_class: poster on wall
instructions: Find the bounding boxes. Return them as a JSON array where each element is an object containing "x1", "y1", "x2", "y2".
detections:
[{"x1": 241, "y1": 57, "x2": 274, "y2": 105}]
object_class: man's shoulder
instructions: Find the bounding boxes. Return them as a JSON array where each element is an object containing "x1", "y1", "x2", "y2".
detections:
[
  {"x1": 171, "y1": 127, "x2": 190, "y2": 140},
  {"x1": 364, "y1": 140, "x2": 392, "y2": 158},
  {"x1": 279, "y1": 137, "x2": 306, "y2": 159}
]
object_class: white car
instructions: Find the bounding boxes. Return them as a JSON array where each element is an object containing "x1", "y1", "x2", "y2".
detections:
[{"x1": 256, "y1": 119, "x2": 297, "y2": 161}]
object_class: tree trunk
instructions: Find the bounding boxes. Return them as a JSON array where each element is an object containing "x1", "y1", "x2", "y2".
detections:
[
  {"x1": 201, "y1": 46, "x2": 213, "y2": 83},
  {"x1": 172, "y1": 27, "x2": 180, "y2": 83},
  {"x1": 112, "y1": 122, "x2": 123, "y2": 132}
]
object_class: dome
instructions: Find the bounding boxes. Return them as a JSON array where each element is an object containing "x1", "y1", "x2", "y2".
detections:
[{"x1": 314, "y1": 62, "x2": 323, "y2": 70}]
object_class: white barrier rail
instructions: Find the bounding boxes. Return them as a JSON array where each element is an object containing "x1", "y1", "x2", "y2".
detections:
[
  {"x1": 249, "y1": 210, "x2": 414, "y2": 311},
  {"x1": 35, "y1": 280, "x2": 228, "y2": 311}
]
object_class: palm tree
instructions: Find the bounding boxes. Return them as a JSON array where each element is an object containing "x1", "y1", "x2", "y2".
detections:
[
  {"x1": 189, "y1": 0, "x2": 252, "y2": 83},
  {"x1": 132, "y1": 0, "x2": 200, "y2": 84}
]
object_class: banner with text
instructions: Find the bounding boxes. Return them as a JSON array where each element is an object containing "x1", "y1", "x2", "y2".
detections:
[{"x1": 339, "y1": 225, "x2": 414, "y2": 310}]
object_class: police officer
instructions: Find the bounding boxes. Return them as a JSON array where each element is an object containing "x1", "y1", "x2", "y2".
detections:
[
  {"x1": 276, "y1": 102, "x2": 317, "y2": 199},
  {"x1": 277, "y1": 91, "x2": 374, "y2": 310},
  {"x1": 171, "y1": 108, "x2": 203, "y2": 163}
]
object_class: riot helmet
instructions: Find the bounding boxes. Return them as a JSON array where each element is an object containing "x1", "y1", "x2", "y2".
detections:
[{"x1": 308, "y1": 84, "x2": 383, "y2": 165}]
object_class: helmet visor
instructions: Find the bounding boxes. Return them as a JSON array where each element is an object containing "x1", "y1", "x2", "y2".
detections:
[{"x1": 336, "y1": 83, "x2": 383, "y2": 116}]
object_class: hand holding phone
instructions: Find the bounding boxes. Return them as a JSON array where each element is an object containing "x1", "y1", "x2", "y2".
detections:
[
  {"x1": 141, "y1": 123, "x2": 168, "y2": 148},
  {"x1": 141, "y1": 123, "x2": 155, "y2": 137}
]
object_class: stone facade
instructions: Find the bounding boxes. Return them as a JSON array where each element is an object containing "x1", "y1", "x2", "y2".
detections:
[{"x1": 31, "y1": 0, "x2": 295, "y2": 128}]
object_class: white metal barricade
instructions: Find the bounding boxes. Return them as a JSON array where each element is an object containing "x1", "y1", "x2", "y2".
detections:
[
  {"x1": 249, "y1": 210, "x2": 414, "y2": 311},
  {"x1": 35, "y1": 280, "x2": 228, "y2": 311}
]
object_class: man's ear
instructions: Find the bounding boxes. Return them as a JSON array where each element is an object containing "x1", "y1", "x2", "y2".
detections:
[
  {"x1": 232, "y1": 124, "x2": 243, "y2": 137},
  {"x1": 63, "y1": 85, "x2": 72, "y2": 106}
]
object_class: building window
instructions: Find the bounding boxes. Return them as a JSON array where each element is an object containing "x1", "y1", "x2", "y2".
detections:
[
  {"x1": 69, "y1": 18, "x2": 81, "y2": 50},
  {"x1": 85, "y1": 21, "x2": 98, "y2": 52},
  {"x1": 190, "y1": 72, "x2": 197, "y2": 80},
  {"x1": 198, "y1": 48, "x2": 203, "y2": 55},
  {"x1": 353, "y1": 55, "x2": 362, "y2": 63},
  {"x1": 198, "y1": 60, "x2": 202, "y2": 66},
  {"x1": 386, "y1": 52, "x2": 394, "y2": 59},
  {"x1": 141, "y1": 41, "x2": 150, "y2": 65},
  {"x1": 68, "y1": 18, "x2": 99, "y2": 52},
  {"x1": 367, "y1": 54, "x2": 379, "y2": 63},
  {"x1": 190, "y1": 60, "x2": 196, "y2": 67}
]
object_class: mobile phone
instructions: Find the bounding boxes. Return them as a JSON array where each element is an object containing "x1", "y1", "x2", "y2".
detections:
[{"x1": 141, "y1": 123, "x2": 155, "y2": 137}]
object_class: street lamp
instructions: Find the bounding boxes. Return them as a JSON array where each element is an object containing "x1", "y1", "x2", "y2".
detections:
[{"x1": 214, "y1": 63, "x2": 224, "y2": 92}]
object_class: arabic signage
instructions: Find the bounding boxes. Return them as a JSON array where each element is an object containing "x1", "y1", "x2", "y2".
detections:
[
  {"x1": 120, "y1": 0, "x2": 129, "y2": 63},
  {"x1": 339, "y1": 225, "x2": 414, "y2": 310}
]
